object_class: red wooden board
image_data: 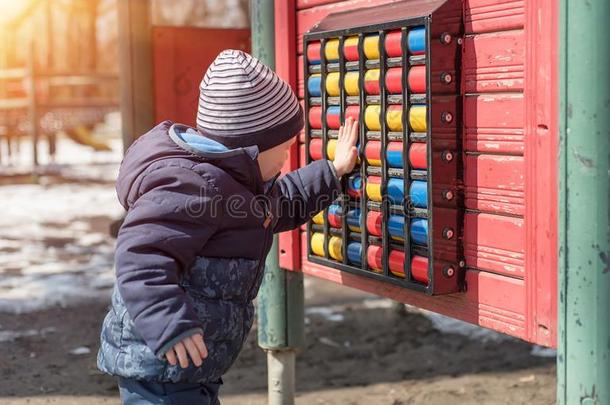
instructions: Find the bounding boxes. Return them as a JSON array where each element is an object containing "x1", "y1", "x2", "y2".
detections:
[
  {"x1": 462, "y1": 30, "x2": 525, "y2": 94},
  {"x1": 276, "y1": 0, "x2": 557, "y2": 347},
  {"x1": 152, "y1": 27, "x2": 250, "y2": 126}
]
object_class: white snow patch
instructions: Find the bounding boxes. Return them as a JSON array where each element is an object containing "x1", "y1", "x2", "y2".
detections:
[
  {"x1": 361, "y1": 298, "x2": 395, "y2": 309},
  {"x1": 0, "y1": 125, "x2": 123, "y2": 313},
  {"x1": 530, "y1": 345, "x2": 557, "y2": 358},
  {"x1": 419, "y1": 310, "x2": 512, "y2": 342},
  {"x1": 69, "y1": 346, "x2": 91, "y2": 355},
  {"x1": 306, "y1": 307, "x2": 345, "y2": 322},
  {"x1": 0, "y1": 327, "x2": 56, "y2": 343}
]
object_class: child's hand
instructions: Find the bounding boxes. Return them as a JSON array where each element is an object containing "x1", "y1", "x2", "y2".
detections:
[
  {"x1": 165, "y1": 333, "x2": 208, "y2": 368},
  {"x1": 332, "y1": 117, "x2": 359, "y2": 178}
]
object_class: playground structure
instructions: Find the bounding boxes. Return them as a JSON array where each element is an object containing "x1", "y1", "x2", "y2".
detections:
[
  {"x1": 119, "y1": 0, "x2": 608, "y2": 404},
  {"x1": 0, "y1": 0, "x2": 118, "y2": 168}
]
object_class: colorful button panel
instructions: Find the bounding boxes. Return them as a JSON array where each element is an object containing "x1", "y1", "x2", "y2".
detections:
[{"x1": 304, "y1": 20, "x2": 462, "y2": 291}]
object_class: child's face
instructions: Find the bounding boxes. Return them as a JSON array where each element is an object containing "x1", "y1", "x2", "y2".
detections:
[{"x1": 257, "y1": 138, "x2": 296, "y2": 181}]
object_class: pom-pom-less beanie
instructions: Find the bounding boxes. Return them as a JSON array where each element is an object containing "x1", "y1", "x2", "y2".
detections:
[{"x1": 196, "y1": 49, "x2": 304, "y2": 152}]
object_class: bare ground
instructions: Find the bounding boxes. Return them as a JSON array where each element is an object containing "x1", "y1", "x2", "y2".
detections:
[{"x1": 0, "y1": 279, "x2": 556, "y2": 405}]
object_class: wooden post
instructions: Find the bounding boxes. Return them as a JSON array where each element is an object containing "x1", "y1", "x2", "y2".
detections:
[
  {"x1": 26, "y1": 42, "x2": 38, "y2": 169},
  {"x1": 117, "y1": 0, "x2": 154, "y2": 151},
  {"x1": 44, "y1": 0, "x2": 56, "y2": 159},
  {"x1": 0, "y1": 25, "x2": 5, "y2": 164}
]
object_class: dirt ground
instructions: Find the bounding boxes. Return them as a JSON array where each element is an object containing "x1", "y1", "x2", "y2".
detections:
[{"x1": 0, "y1": 278, "x2": 556, "y2": 405}]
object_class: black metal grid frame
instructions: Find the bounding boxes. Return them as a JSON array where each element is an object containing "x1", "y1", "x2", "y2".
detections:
[{"x1": 304, "y1": 14, "x2": 461, "y2": 295}]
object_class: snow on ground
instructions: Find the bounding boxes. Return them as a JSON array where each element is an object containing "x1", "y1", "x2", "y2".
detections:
[{"x1": 0, "y1": 115, "x2": 124, "y2": 313}]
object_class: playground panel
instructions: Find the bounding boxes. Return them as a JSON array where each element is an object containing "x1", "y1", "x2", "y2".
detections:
[
  {"x1": 152, "y1": 27, "x2": 250, "y2": 127},
  {"x1": 276, "y1": 0, "x2": 558, "y2": 347},
  {"x1": 304, "y1": 1, "x2": 464, "y2": 295}
]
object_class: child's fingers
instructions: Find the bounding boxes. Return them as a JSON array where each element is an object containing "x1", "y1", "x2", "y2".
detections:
[
  {"x1": 348, "y1": 120, "x2": 358, "y2": 145},
  {"x1": 339, "y1": 117, "x2": 353, "y2": 141},
  {"x1": 344, "y1": 117, "x2": 353, "y2": 140},
  {"x1": 165, "y1": 348, "x2": 177, "y2": 366},
  {"x1": 183, "y1": 337, "x2": 203, "y2": 367},
  {"x1": 192, "y1": 333, "x2": 208, "y2": 359},
  {"x1": 173, "y1": 341, "x2": 189, "y2": 368}
]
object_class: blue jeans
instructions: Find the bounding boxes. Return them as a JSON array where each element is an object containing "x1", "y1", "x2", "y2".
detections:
[{"x1": 117, "y1": 377, "x2": 222, "y2": 405}]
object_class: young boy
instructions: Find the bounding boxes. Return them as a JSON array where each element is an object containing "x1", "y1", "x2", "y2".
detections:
[{"x1": 97, "y1": 49, "x2": 358, "y2": 404}]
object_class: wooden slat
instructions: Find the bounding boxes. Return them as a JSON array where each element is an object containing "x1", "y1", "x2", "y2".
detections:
[
  {"x1": 464, "y1": 212, "x2": 525, "y2": 277},
  {"x1": 0, "y1": 68, "x2": 28, "y2": 80},
  {"x1": 523, "y1": 0, "x2": 558, "y2": 347},
  {"x1": 463, "y1": 93, "x2": 525, "y2": 154},
  {"x1": 0, "y1": 98, "x2": 29, "y2": 109},
  {"x1": 43, "y1": 74, "x2": 118, "y2": 87},
  {"x1": 38, "y1": 98, "x2": 119, "y2": 109},
  {"x1": 117, "y1": 0, "x2": 154, "y2": 149},
  {"x1": 464, "y1": 0, "x2": 525, "y2": 34},
  {"x1": 462, "y1": 30, "x2": 525, "y2": 94}
]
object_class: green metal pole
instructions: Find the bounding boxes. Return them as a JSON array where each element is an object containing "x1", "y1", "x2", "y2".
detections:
[
  {"x1": 251, "y1": 1, "x2": 305, "y2": 404},
  {"x1": 558, "y1": 0, "x2": 610, "y2": 404}
]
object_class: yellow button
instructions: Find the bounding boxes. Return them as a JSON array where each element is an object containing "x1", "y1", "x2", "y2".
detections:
[
  {"x1": 325, "y1": 72, "x2": 340, "y2": 96},
  {"x1": 409, "y1": 105, "x2": 427, "y2": 132},
  {"x1": 365, "y1": 105, "x2": 381, "y2": 131},
  {"x1": 328, "y1": 236, "x2": 343, "y2": 261},
  {"x1": 324, "y1": 38, "x2": 340, "y2": 61},
  {"x1": 326, "y1": 139, "x2": 337, "y2": 161},
  {"x1": 386, "y1": 106, "x2": 403, "y2": 131},
  {"x1": 344, "y1": 71, "x2": 360, "y2": 96},
  {"x1": 311, "y1": 232, "x2": 325, "y2": 257},
  {"x1": 312, "y1": 211, "x2": 324, "y2": 225},
  {"x1": 364, "y1": 35, "x2": 380, "y2": 59},
  {"x1": 366, "y1": 182, "x2": 382, "y2": 202}
]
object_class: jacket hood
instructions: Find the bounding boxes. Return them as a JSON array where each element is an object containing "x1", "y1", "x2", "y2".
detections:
[{"x1": 116, "y1": 121, "x2": 266, "y2": 209}]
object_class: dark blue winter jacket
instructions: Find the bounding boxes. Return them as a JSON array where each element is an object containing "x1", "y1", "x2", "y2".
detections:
[{"x1": 97, "y1": 121, "x2": 341, "y2": 383}]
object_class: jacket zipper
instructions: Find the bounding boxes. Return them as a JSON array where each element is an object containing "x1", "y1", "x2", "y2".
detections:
[{"x1": 247, "y1": 175, "x2": 279, "y2": 300}]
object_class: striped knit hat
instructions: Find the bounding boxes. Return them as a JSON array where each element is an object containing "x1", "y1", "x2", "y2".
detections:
[{"x1": 196, "y1": 49, "x2": 303, "y2": 152}]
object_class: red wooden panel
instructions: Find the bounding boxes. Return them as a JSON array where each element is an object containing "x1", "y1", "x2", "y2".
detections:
[
  {"x1": 300, "y1": 232, "x2": 527, "y2": 338},
  {"x1": 523, "y1": 0, "x2": 558, "y2": 347},
  {"x1": 463, "y1": 0, "x2": 525, "y2": 34},
  {"x1": 282, "y1": 0, "x2": 558, "y2": 347},
  {"x1": 297, "y1": 55, "x2": 305, "y2": 98},
  {"x1": 152, "y1": 27, "x2": 250, "y2": 126},
  {"x1": 296, "y1": 0, "x2": 402, "y2": 52},
  {"x1": 297, "y1": 0, "x2": 344, "y2": 9},
  {"x1": 276, "y1": 0, "x2": 302, "y2": 271},
  {"x1": 464, "y1": 154, "x2": 524, "y2": 216},
  {"x1": 462, "y1": 30, "x2": 525, "y2": 94},
  {"x1": 463, "y1": 93, "x2": 524, "y2": 154},
  {"x1": 464, "y1": 212, "x2": 525, "y2": 277}
]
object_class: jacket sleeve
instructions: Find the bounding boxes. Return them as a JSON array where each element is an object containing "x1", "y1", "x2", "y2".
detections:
[
  {"x1": 269, "y1": 159, "x2": 342, "y2": 233},
  {"x1": 115, "y1": 166, "x2": 221, "y2": 358}
]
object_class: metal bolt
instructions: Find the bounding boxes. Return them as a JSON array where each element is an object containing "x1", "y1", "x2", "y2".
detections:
[
  {"x1": 459, "y1": 260, "x2": 466, "y2": 268},
  {"x1": 443, "y1": 265, "x2": 455, "y2": 278},
  {"x1": 441, "y1": 72, "x2": 453, "y2": 84},
  {"x1": 441, "y1": 111, "x2": 453, "y2": 123},
  {"x1": 443, "y1": 189, "x2": 454, "y2": 201},
  {"x1": 441, "y1": 150, "x2": 454, "y2": 162},
  {"x1": 443, "y1": 227, "x2": 454, "y2": 240},
  {"x1": 440, "y1": 32, "x2": 452, "y2": 45},
  {"x1": 457, "y1": 38, "x2": 463, "y2": 45}
]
